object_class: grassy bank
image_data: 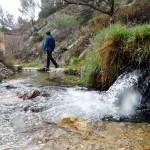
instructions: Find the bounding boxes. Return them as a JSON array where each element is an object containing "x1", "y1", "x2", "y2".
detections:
[
  {"x1": 0, "y1": 75, "x2": 3, "y2": 82},
  {"x1": 83, "y1": 24, "x2": 150, "y2": 89}
]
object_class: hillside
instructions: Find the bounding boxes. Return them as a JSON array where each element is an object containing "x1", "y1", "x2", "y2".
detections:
[
  {"x1": 0, "y1": 1, "x2": 150, "y2": 149},
  {"x1": 7, "y1": 1, "x2": 150, "y2": 89}
]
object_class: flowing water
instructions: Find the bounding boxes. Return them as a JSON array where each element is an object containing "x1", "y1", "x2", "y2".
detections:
[{"x1": 0, "y1": 70, "x2": 149, "y2": 149}]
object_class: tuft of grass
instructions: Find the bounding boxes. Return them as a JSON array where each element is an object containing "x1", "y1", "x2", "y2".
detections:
[
  {"x1": 83, "y1": 51, "x2": 100, "y2": 88},
  {"x1": 0, "y1": 75, "x2": 3, "y2": 82},
  {"x1": 83, "y1": 24, "x2": 150, "y2": 89}
]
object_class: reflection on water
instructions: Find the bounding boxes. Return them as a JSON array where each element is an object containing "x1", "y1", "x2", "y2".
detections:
[{"x1": 10, "y1": 71, "x2": 81, "y2": 86}]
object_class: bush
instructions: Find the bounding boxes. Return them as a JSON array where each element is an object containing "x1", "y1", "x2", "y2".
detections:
[
  {"x1": 77, "y1": 6, "x2": 95, "y2": 25},
  {"x1": 115, "y1": 2, "x2": 150, "y2": 25},
  {"x1": 88, "y1": 13, "x2": 110, "y2": 35},
  {"x1": 83, "y1": 24, "x2": 150, "y2": 89},
  {"x1": 32, "y1": 32, "x2": 45, "y2": 42},
  {"x1": 52, "y1": 14, "x2": 78, "y2": 32}
]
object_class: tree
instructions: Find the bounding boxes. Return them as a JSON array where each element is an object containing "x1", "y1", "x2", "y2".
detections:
[
  {"x1": 5, "y1": 13, "x2": 17, "y2": 29},
  {"x1": 0, "y1": 5, "x2": 16, "y2": 31},
  {"x1": 63, "y1": 0, "x2": 119, "y2": 22},
  {"x1": 39, "y1": 0, "x2": 64, "y2": 18},
  {"x1": 16, "y1": 16, "x2": 30, "y2": 30},
  {"x1": 18, "y1": 0, "x2": 36, "y2": 26},
  {"x1": 0, "y1": 6, "x2": 6, "y2": 31}
]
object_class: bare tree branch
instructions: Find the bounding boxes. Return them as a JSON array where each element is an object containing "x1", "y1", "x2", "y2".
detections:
[{"x1": 63, "y1": 0, "x2": 116, "y2": 17}]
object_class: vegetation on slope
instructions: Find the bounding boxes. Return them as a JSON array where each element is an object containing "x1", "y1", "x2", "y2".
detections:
[
  {"x1": 2, "y1": 1, "x2": 150, "y2": 89},
  {"x1": 83, "y1": 24, "x2": 150, "y2": 89}
]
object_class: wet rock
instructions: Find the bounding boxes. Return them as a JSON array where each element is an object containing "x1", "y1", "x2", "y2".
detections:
[
  {"x1": 41, "y1": 91, "x2": 50, "y2": 97},
  {"x1": 5, "y1": 85, "x2": 17, "y2": 89},
  {"x1": 0, "y1": 62, "x2": 5, "y2": 68},
  {"x1": 0, "y1": 62, "x2": 14, "y2": 78},
  {"x1": 56, "y1": 113, "x2": 89, "y2": 134},
  {"x1": 14, "y1": 65, "x2": 23, "y2": 71},
  {"x1": 38, "y1": 67, "x2": 47, "y2": 72},
  {"x1": 23, "y1": 29, "x2": 33, "y2": 41},
  {"x1": 19, "y1": 89, "x2": 40, "y2": 100}
]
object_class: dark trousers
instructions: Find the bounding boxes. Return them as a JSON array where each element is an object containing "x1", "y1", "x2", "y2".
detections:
[{"x1": 46, "y1": 51, "x2": 57, "y2": 68}]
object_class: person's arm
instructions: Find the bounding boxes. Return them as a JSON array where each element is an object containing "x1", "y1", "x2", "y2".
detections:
[{"x1": 44, "y1": 37, "x2": 48, "y2": 50}]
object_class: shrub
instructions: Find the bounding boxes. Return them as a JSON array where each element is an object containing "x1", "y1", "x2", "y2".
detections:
[
  {"x1": 88, "y1": 13, "x2": 110, "y2": 35},
  {"x1": 77, "y1": 6, "x2": 95, "y2": 25},
  {"x1": 83, "y1": 24, "x2": 150, "y2": 89},
  {"x1": 33, "y1": 32, "x2": 45, "y2": 42},
  {"x1": 115, "y1": 2, "x2": 150, "y2": 25},
  {"x1": 52, "y1": 14, "x2": 78, "y2": 32}
]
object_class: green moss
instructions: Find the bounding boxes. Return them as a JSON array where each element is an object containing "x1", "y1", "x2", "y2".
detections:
[{"x1": 83, "y1": 24, "x2": 150, "y2": 89}]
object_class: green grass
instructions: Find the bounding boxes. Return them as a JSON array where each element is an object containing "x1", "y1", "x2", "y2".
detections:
[
  {"x1": 83, "y1": 24, "x2": 150, "y2": 89},
  {"x1": 0, "y1": 75, "x2": 3, "y2": 82},
  {"x1": 83, "y1": 51, "x2": 100, "y2": 88},
  {"x1": 20, "y1": 60, "x2": 43, "y2": 68}
]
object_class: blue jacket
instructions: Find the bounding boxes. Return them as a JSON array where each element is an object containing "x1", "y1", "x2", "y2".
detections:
[{"x1": 44, "y1": 35, "x2": 53, "y2": 52}]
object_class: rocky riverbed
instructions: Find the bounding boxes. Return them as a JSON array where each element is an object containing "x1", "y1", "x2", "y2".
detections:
[
  {"x1": 0, "y1": 71, "x2": 150, "y2": 150},
  {"x1": 0, "y1": 62, "x2": 14, "y2": 79}
]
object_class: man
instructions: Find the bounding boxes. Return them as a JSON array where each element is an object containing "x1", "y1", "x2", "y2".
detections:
[{"x1": 44, "y1": 31, "x2": 59, "y2": 71}]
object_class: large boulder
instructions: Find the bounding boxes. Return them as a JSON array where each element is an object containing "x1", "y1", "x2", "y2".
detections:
[
  {"x1": 56, "y1": 113, "x2": 89, "y2": 134},
  {"x1": 18, "y1": 89, "x2": 40, "y2": 100},
  {"x1": 138, "y1": 68, "x2": 150, "y2": 108}
]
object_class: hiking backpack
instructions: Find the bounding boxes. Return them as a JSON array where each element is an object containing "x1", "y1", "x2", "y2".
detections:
[{"x1": 48, "y1": 37, "x2": 55, "y2": 50}]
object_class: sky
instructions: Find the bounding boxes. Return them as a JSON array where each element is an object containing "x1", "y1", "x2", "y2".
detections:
[{"x1": 0, "y1": 0, "x2": 40, "y2": 21}]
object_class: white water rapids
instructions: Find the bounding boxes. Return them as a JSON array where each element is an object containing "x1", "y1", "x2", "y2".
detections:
[
  {"x1": 0, "y1": 70, "x2": 145, "y2": 149},
  {"x1": 0, "y1": 70, "x2": 142, "y2": 122}
]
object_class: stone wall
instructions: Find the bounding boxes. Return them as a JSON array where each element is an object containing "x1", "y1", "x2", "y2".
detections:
[
  {"x1": 0, "y1": 32, "x2": 23, "y2": 54},
  {"x1": 0, "y1": 32, "x2": 5, "y2": 54}
]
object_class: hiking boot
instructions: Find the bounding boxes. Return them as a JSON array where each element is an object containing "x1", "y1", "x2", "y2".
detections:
[
  {"x1": 55, "y1": 64, "x2": 59, "y2": 68},
  {"x1": 45, "y1": 68, "x2": 49, "y2": 71}
]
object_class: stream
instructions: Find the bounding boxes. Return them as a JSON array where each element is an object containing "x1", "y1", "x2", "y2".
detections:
[{"x1": 0, "y1": 70, "x2": 149, "y2": 150}]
